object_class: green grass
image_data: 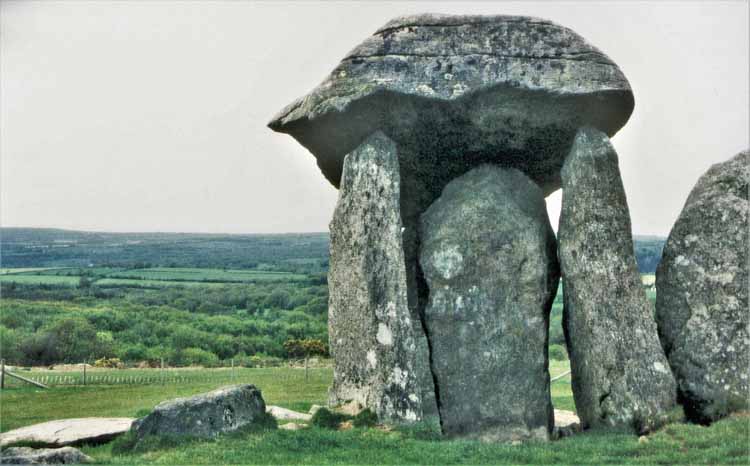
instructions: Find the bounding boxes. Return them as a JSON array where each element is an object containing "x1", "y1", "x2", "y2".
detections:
[
  {"x1": 0, "y1": 274, "x2": 80, "y2": 285},
  {"x1": 1, "y1": 365, "x2": 746, "y2": 464},
  {"x1": 91, "y1": 278, "x2": 230, "y2": 288},
  {"x1": 0, "y1": 267, "x2": 62, "y2": 275},
  {"x1": 104, "y1": 267, "x2": 308, "y2": 283},
  {"x1": 0, "y1": 368, "x2": 330, "y2": 432}
]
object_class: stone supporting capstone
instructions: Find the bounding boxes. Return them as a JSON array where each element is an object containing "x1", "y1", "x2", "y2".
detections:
[
  {"x1": 558, "y1": 127, "x2": 676, "y2": 433},
  {"x1": 420, "y1": 165, "x2": 559, "y2": 442},
  {"x1": 327, "y1": 131, "x2": 425, "y2": 423}
]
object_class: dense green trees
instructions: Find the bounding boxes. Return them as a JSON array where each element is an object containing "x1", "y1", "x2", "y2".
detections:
[{"x1": 0, "y1": 281, "x2": 328, "y2": 367}]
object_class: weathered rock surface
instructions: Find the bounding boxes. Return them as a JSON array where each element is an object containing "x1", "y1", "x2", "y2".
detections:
[
  {"x1": 132, "y1": 385, "x2": 268, "y2": 439},
  {"x1": 420, "y1": 165, "x2": 559, "y2": 442},
  {"x1": 266, "y1": 406, "x2": 311, "y2": 422},
  {"x1": 558, "y1": 127, "x2": 676, "y2": 433},
  {"x1": 269, "y1": 14, "x2": 634, "y2": 195},
  {"x1": 327, "y1": 131, "x2": 430, "y2": 423},
  {"x1": 656, "y1": 149, "x2": 750, "y2": 424},
  {"x1": 0, "y1": 418, "x2": 133, "y2": 448},
  {"x1": 0, "y1": 446, "x2": 92, "y2": 464}
]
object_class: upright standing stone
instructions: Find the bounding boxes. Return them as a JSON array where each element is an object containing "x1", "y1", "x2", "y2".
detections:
[
  {"x1": 420, "y1": 165, "x2": 559, "y2": 442},
  {"x1": 656, "y1": 150, "x2": 749, "y2": 424},
  {"x1": 328, "y1": 131, "x2": 424, "y2": 423},
  {"x1": 558, "y1": 127, "x2": 676, "y2": 433}
]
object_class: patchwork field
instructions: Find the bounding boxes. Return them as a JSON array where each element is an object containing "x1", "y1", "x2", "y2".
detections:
[{"x1": 0, "y1": 266, "x2": 308, "y2": 288}]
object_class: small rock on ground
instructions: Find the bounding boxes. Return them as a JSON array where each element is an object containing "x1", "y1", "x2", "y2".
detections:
[
  {"x1": 266, "y1": 406, "x2": 312, "y2": 422},
  {"x1": 1, "y1": 446, "x2": 92, "y2": 464}
]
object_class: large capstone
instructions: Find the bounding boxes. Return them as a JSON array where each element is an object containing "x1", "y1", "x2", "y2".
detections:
[
  {"x1": 419, "y1": 165, "x2": 559, "y2": 442},
  {"x1": 656, "y1": 149, "x2": 749, "y2": 424},
  {"x1": 327, "y1": 131, "x2": 432, "y2": 422},
  {"x1": 558, "y1": 127, "x2": 676, "y2": 433},
  {"x1": 269, "y1": 14, "x2": 634, "y2": 195},
  {"x1": 132, "y1": 385, "x2": 268, "y2": 439}
]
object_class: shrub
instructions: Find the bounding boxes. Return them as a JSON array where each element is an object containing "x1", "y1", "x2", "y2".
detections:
[
  {"x1": 178, "y1": 347, "x2": 219, "y2": 367},
  {"x1": 94, "y1": 357, "x2": 123, "y2": 368},
  {"x1": 311, "y1": 407, "x2": 350, "y2": 429},
  {"x1": 549, "y1": 344, "x2": 568, "y2": 361},
  {"x1": 352, "y1": 408, "x2": 378, "y2": 428}
]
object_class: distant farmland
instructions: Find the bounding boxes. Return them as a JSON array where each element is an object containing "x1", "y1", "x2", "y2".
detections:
[{"x1": 0, "y1": 266, "x2": 310, "y2": 288}]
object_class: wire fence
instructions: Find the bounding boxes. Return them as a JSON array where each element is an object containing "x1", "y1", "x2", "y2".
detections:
[{"x1": 0, "y1": 359, "x2": 333, "y2": 389}]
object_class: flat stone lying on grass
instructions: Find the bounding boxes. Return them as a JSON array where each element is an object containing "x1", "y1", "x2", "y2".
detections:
[
  {"x1": 553, "y1": 410, "x2": 582, "y2": 439},
  {"x1": 1, "y1": 446, "x2": 92, "y2": 464},
  {"x1": 0, "y1": 418, "x2": 134, "y2": 448},
  {"x1": 279, "y1": 422, "x2": 308, "y2": 431},
  {"x1": 266, "y1": 406, "x2": 312, "y2": 422},
  {"x1": 132, "y1": 384, "x2": 268, "y2": 439}
]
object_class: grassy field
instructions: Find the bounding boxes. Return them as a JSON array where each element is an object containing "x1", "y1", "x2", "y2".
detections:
[
  {"x1": 105, "y1": 267, "x2": 307, "y2": 283},
  {"x1": 2, "y1": 363, "x2": 746, "y2": 464},
  {"x1": 0, "y1": 266, "x2": 308, "y2": 288},
  {"x1": 0, "y1": 274, "x2": 80, "y2": 286}
]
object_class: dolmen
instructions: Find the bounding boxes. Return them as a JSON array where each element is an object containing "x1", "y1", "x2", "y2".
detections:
[{"x1": 269, "y1": 13, "x2": 676, "y2": 441}]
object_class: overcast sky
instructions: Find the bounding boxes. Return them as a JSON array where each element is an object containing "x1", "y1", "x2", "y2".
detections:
[{"x1": 1, "y1": 1, "x2": 747, "y2": 236}]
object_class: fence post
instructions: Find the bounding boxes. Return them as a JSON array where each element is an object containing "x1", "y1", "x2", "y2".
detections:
[
  {"x1": 231, "y1": 359, "x2": 235, "y2": 382},
  {"x1": 161, "y1": 358, "x2": 165, "y2": 385},
  {"x1": 83, "y1": 361, "x2": 87, "y2": 386},
  {"x1": 304, "y1": 356, "x2": 309, "y2": 383},
  {"x1": 1, "y1": 359, "x2": 5, "y2": 389}
]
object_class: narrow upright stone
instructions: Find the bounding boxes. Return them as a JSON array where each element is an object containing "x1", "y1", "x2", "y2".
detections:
[
  {"x1": 328, "y1": 131, "x2": 424, "y2": 422},
  {"x1": 558, "y1": 127, "x2": 676, "y2": 433},
  {"x1": 656, "y1": 150, "x2": 749, "y2": 424},
  {"x1": 420, "y1": 165, "x2": 559, "y2": 442}
]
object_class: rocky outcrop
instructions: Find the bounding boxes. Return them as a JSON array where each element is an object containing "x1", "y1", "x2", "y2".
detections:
[
  {"x1": 1, "y1": 446, "x2": 92, "y2": 464},
  {"x1": 420, "y1": 166, "x2": 558, "y2": 442},
  {"x1": 656, "y1": 149, "x2": 750, "y2": 424},
  {"x1": 327, "y1": 131, "x2": 429, "y2": 422},
  {"x1": 132, "y1": 385, "x2": 268, "y2": 439},
  {"x1": 558, "y1": 127, "x2": 676, "y2": 433},
  {"x1": 0, "y1": 418, "x2": 133, "y2": 448},
  {"x1": 269, "y1": 14, "x2": 634, "y2": 195}
]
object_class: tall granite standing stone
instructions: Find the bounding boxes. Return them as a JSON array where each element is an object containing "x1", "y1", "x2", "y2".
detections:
[
  {"x1": 420, "y1": 165, "x2": 559, "y2": 442},
  {"x1": 656, "y1": 150, "x2": 749, "y2": 424},
  {"x1": 558, "y1": 127, "x2": 676, "y2": 433},
  {"x1": 327, "y1": 131, "x2": 426, "y2": 422}
]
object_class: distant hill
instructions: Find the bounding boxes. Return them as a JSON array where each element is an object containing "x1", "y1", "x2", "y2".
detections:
[
  {"x1": 0, "y1": 228, "x2": 329, "y2": 273},
  {"x1": 0, "y1": 228, "x2": 666, "y2": 273}
]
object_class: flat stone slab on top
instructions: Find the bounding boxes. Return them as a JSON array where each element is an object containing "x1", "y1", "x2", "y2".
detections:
[
  {"x1": 269, "y1": 13, "x2": 634, "y2": 195},
  {"x1": 0, "y1": 418, "x2": 134, "y2": 447}
]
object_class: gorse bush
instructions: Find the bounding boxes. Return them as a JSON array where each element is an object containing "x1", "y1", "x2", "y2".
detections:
[{"x1": 548, "y1": 344, "x2": 568, "y2": 361}]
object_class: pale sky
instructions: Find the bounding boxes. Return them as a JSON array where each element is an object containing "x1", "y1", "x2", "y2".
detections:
[{"x1": 1, "y1": 1, "x2": 748, "y2": 236}]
